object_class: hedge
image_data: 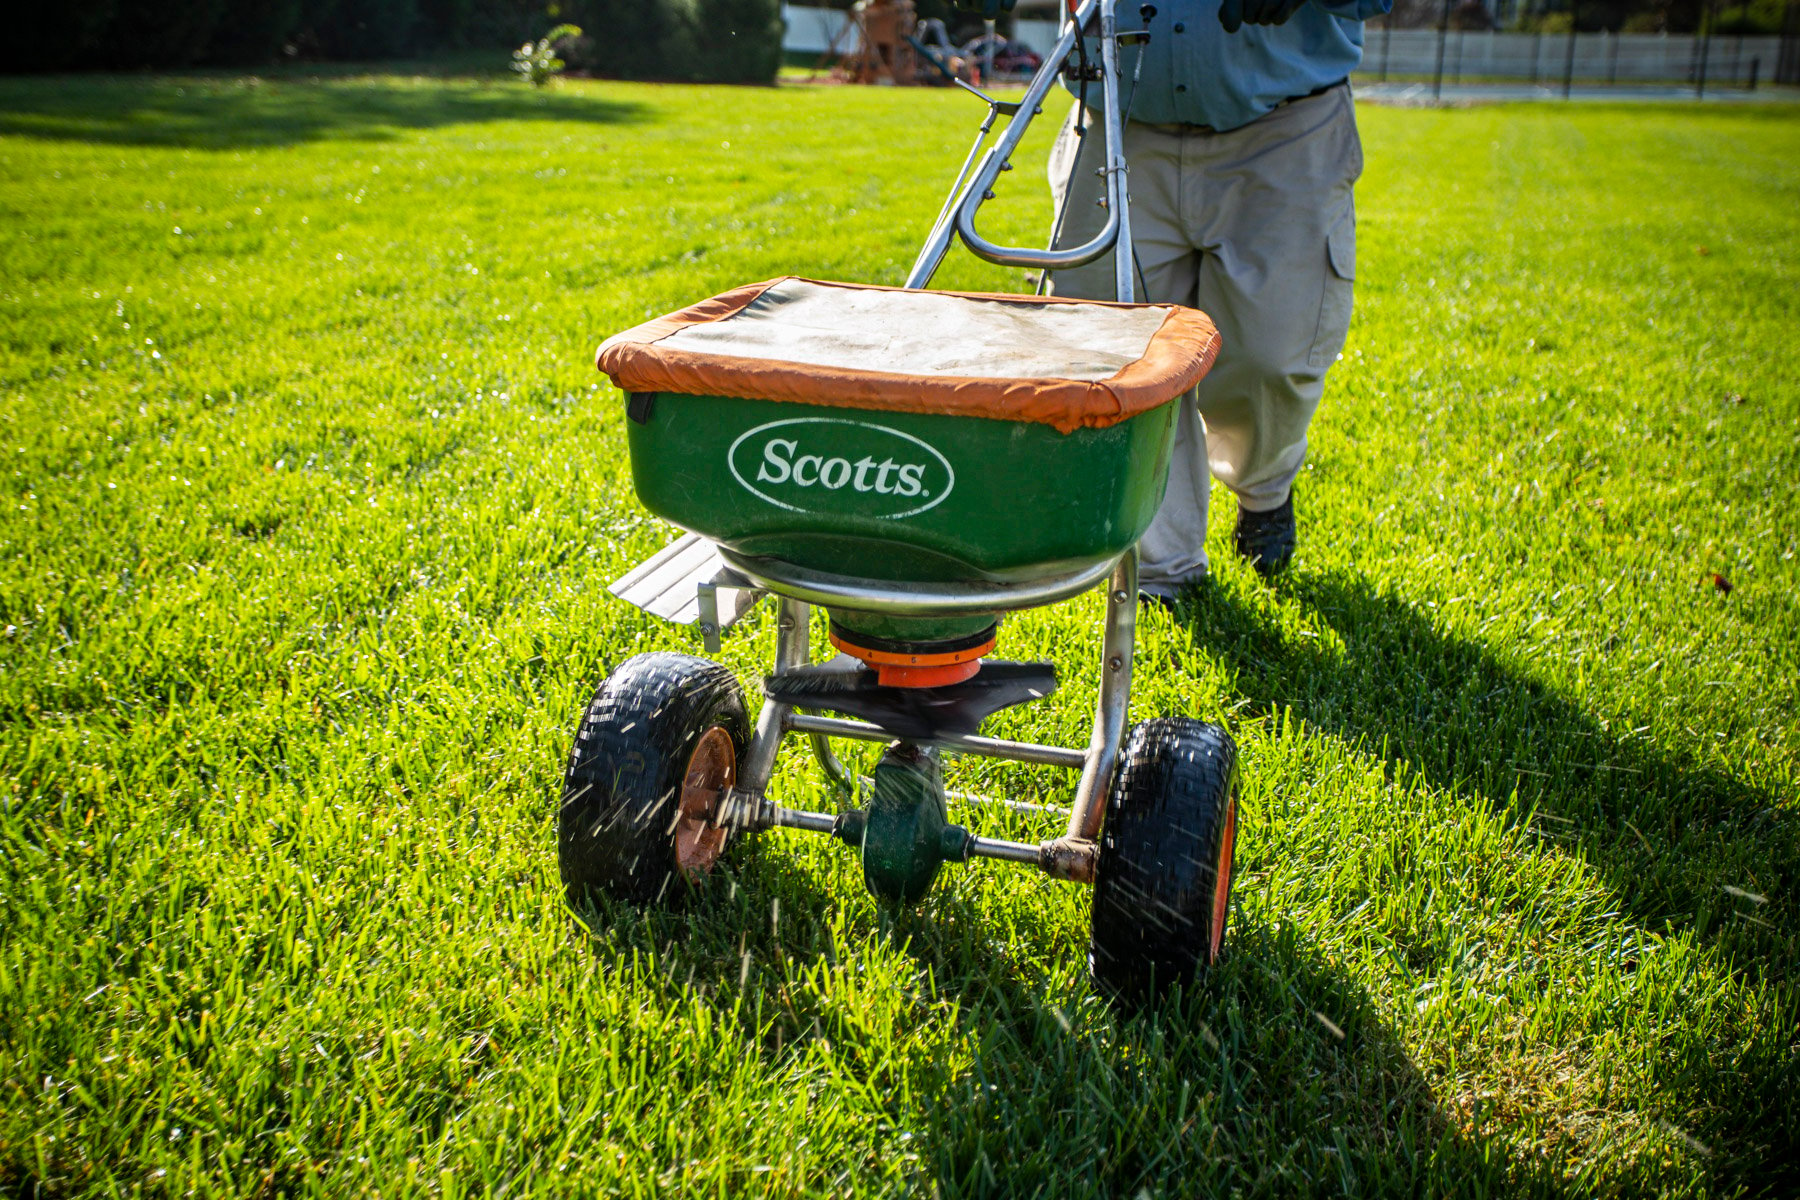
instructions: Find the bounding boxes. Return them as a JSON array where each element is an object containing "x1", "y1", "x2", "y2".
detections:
[
  {"x1": 0, "y1": 0, "x2": 784, "y2": 84},
  {"x1": 573, "y1": 0, "x2": 783, "y2": 83}
]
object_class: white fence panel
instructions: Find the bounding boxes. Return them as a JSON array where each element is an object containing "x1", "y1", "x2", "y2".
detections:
[
  {"x1": 1357, "y1": 30, "x2": 1779, "y2": 84},
  {"x1": 1013, "y1": 17, "x2": 1063, "y2": 58},
  {"x1": 782, "y1": 3, "x2": 860, "y2": 55}
]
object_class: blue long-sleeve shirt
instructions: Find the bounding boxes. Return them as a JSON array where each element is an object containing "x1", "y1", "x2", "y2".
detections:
[{"x1": 1062, "y1": 0, "x2": 1391, "y2": 132}]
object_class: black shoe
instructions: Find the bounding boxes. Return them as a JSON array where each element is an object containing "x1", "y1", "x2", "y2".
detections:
[{"x1": 1234, "y1": 492, "x2": 1295, "y2": 578}]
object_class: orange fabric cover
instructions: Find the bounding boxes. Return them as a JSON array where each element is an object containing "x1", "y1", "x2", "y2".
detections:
[{"x1": 594, "y1": 277, "x2": 1222, "y2": 435}]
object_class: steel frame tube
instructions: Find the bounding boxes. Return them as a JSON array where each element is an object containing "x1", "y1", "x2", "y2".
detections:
[
  {"x1": 763, "y1": 803, "x2": 838, "y2": 835},
  {"x1": 951, "y1": 0, "x2": 1128, "y2": 274},
  {"x1": 1098, "y1": 0, "x2": 1135, "y2": 302},
  {"x1": 967, "y1": 836, "x2": 1042, "y2": 864},
  {"x1": 739, "y1": 595, "x2": 811, "y2": 797},
  {"x1": 753, "y1": 809, "x2": 1052, "y2": 871},
  {"x1": 904, "y1": 0, "x2": 1099, "y2": 287},
  {"x1": 1065, "y1": 550, "x2": 1137, "y2": 841},
  {"x1": 787, "y1": 712, "x2": 1088, "y2": 769},
  {"x1": 907, "y1": 103, "x2": 1002, "y2": 286},
  {"x1": 906, "y1": 0, "x2": 1143, "y2": 289}
]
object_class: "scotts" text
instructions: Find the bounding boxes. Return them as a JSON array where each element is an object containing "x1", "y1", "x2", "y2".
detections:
[
  {"x1": 754, "y1": 440, "x2": 929, "y2": 497},
  {"x1": 725, "y1": 418, "x2": 955, "y2": 519}
]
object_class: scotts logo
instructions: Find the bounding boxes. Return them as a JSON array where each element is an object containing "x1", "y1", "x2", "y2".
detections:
[{"x1": 727, "y1": 418, "x2": 954, "y2": 519}]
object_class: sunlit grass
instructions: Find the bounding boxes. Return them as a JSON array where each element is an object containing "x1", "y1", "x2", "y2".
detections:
[{"x1": 1, "y1": 70, "x2": 1796, "y2": 1196}]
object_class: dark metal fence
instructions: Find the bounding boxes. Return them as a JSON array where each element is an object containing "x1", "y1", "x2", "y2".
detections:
[{"x1": 1355, "y1": 0, "x2": 1800, "y2": 95}]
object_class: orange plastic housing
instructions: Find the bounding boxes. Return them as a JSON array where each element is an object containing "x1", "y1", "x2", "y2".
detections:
[{"x1": 828, "y1": 627, "x2": 998, "y2": 689}]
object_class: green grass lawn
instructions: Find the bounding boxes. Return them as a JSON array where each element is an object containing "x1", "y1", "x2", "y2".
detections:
[{"x1": 1, "y1": 69, "x2": 1797, "y2": 1197}]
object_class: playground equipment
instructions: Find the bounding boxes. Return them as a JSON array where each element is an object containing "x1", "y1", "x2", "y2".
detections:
[
  {"x1": 566, "y1": 0, "x2": 1239, "y2": 1001},
  {"x1": 811, "y1": 0, "x2": 974, "y2": 84}
]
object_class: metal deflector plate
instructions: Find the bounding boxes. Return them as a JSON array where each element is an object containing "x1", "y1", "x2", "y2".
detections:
[{"x1": 608, "y1": 531, "x2": 761, "y2": 652}]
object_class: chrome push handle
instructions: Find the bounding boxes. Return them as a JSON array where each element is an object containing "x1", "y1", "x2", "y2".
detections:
[
  {"x1": 953, "y1": 147, "x2": 1120, "y2": 270},
  {"x1": 905, "y1": 0, "x2": 1138, "y2": 301}
]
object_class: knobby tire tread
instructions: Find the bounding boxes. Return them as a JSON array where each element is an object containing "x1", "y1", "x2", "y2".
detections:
[
  {"x1": 558, "y1": 652, "x2": 748, "y2": 907},
  {"x1": 1089, "y1": 718, "x2": 1238, "y2": 1004}
]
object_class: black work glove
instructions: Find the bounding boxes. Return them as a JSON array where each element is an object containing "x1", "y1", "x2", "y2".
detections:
[
  {"x1": 1218, "y1": 0, "x2": 1310, "y2": 31},
  {"x1": 949, "y1": 0, "x2": 1017, "y2": 16}
]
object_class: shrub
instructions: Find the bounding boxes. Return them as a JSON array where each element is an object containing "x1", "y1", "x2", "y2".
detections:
[
  {"x1": 688, "y1": 0, "x2": 783, "y2": 83},
  {"x1": 300, "y1": 0, "x2": 425, "y2": 59},
  {"x1": 206, "y1": 0, "x2": 307, "y2": 65},
  {"x1": 423, "y1": 0, "x2": 549, "y2": 49},
  {"x1": 0, "y1": 6, "x2": 121, "y2": 73},
  {"x1": 567, "y1": 0, "x2": 678, "y2": 79},
  {"x1": 564, "y1": 0, "x2": 781, "y2": 83},
  {"x1": 513, "y1": 22, "x2": 583, "y2": 84},
  {"x1": 0, "y1": 0, "x2": 777, "y2": 78},
  {"x1": 98, "y1": 0, "x2": 228, "y2": 69}
]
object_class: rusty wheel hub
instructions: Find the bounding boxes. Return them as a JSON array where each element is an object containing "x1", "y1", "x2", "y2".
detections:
[{"x1": 675, "y1": 726, "x2": 735, "y2": 880}]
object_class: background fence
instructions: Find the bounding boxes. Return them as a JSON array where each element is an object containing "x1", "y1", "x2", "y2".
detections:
[
  {"x1": 1358, "y1": 28, "x2": 1780, "y2": 85},
  {"x1": 782, "y1": 2, "x2": 1798, "y2": 89}
]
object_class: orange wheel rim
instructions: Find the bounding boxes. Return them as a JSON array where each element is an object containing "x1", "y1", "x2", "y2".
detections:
[
  {"x1": 1209, "y1": 797, "x2": 1237, "y2": 963},
  {"x1": 675, "y1": 726, "x2": 734, "y2": 880}
]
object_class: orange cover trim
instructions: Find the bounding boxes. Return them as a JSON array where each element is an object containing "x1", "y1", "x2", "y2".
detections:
[{"x1": 594, "y1": 278, "x2": 1222, "y2": 435}]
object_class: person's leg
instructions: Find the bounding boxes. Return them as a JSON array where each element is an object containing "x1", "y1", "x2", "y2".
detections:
[
  {"x1": 1190, "y1": 85, "x2": 1361, "y2": 555},
  {"x1": 1047, "y1": 103, "x2": 1199, "y2": 302},
  {"x1": 1046, "y1": 104, "x2": 1207, "y2": 595}
]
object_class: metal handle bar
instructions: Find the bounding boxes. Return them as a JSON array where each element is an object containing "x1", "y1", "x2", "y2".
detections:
[
  {"x1": 952, "y1": 0, "x2": 1126, "y2": 275},
  {"x1": 905, "y1": 0, "x2": 1137, "y2": 301},
  {"x1": 953, "y1": 144, "x2": 1118, "y2": 270}
]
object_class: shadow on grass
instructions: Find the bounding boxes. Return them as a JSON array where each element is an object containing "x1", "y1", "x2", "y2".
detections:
[
  {"x1": 562, "y1": 564, "x2": 1799, "y2": 1191},
  {"x1": 1147, "y1": 569, "x2": 1799, "y2": 1193},
  {"x1": 1171, "y1": 571, "x2": 1797, "y2": 963},
  {"x1": 573, "y1": 846, "x2": 1565, "y2": 1197},
  {"x1": 0, "y1": 71, "x2": 646, "y2": 149},
  {"x1": 907, "y1": 884, "x2": 1566, "y2": 1197}
]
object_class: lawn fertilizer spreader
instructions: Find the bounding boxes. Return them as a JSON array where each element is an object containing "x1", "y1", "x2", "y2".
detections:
[{"x1": 563, "y1": 0, "x2": 1241, "y2": 1000}]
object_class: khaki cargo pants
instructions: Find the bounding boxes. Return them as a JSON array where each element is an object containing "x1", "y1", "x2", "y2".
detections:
[{"x1": 1047, "y1": 83, "x2": 1361, "y2": 593}]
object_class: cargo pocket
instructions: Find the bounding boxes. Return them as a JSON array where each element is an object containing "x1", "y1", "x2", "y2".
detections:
[{"x1": 1307, "y1": 206, "x2": 1356, "y2": 369}]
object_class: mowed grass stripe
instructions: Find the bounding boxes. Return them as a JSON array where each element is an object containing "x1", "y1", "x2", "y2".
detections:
[{"x1": 1, "y1": 71, "x2": 1796, "y2": 1196}]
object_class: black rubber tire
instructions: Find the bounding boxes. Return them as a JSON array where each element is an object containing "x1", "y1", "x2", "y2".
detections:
[
  {"x1": 559, "y1": 652, "x2": 750, "y2": 907},
  {"x1": 1089, "y1": 718, "x2": 1239, "y2": 1004}
]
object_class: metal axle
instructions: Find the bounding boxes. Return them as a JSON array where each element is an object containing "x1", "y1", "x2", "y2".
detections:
[{"x1": 722, "y1": 786, "x2": 1084, "y2": 875}]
